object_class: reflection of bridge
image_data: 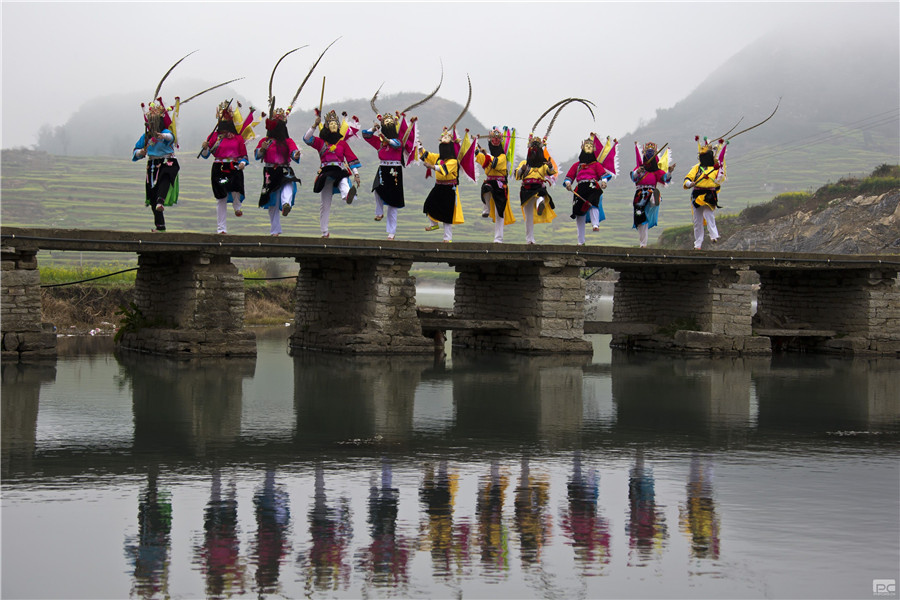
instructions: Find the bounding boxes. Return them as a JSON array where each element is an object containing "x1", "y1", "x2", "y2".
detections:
[
  {"x1": 2, "y1": 227, "x2": 899, "y2": 359},
  {"x1": 3, "y1": 349, "x2": 898, "y2": 480}
]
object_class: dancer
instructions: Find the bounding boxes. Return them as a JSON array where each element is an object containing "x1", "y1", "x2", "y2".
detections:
[
  {"x1": 563, "y1": 134, "x2": 618, "y2": 245},
  {"x1": 419, "y1": 76, "x2": 477, "y2": 243},
  {"x1": 475, "y1": 126, "x2": 515, "y2": 243},
  {"x1": 255, "y1": 108, "x2": 301, "y2": 236},
  {"x1": 199, "y1": 101, "x2": 255, "y2": 234},
  {"x1": 683, "y1": 137, "x2": 725, "y2": 249},
  {"x1": 630, "y1": 141, "x2": 674, "y2": 247},
  {"x1": 362, "y1": 77, "x2": 438, "y2": 240},
  {"x1": 304, "y1": 110, "x2": 362, "y2": 238},
  {"x1": 514, "y1": 135, "x2": 557, "y2": 245}
]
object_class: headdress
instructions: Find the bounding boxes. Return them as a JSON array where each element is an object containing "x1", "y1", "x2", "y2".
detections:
[{"x1": 264, "y1": 38, "x2": 339, "y2": 130}]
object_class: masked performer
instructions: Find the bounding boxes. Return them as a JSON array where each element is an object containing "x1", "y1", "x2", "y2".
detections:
[
  {"x1": 419, "y1": 77, "x2": 476, "y2": 243},
  {"x1": 133, "y1": 101, "x2": 179, "y2": 233},
  {"x1": 255, "y1": 108, "x2": 301, "y2": 236},
  {"x1": 200, "y1": 101, "x2": 255, "y2": 234},
  {"x1": 475, "y1": 127, "x2": 516, "y2": 243},
  {"x1": 304, "y1": 110, "x2": 362, "y2": 238},
  {"x1": 563, "y1": 134, "x2": 618, "y2": 246},
  {"x1": 515, "y1": 135, "x2": 557, "y2": 245},
  {"x1": 630, "y1": 142, "x2": 675, "y2": 248},
  {"x1": 683, "y1": 137, "x2": 725, "y2": 249}
]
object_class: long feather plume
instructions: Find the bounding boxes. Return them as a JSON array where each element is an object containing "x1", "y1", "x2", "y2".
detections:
[
  {"x1": 268, "y1": 47, "x2": 304, "y2": 115},
  {"x1": 449, "y1": 74, "x2": 472, "y2": 132},
  {"x1": 288, "y1": 37, "x2": 341, "y2": 112},
  {"x1": 180, "y1": 78, "x2": 244, "y2": 105},
  {"x1": 729, "y1": 97, "x2": 781, "y2": 140},
  {"x1": 531, "y1": 99, "x2": 571, "y2": 134},
  {"x1": 400, "y1": 61, "x2": 443, "y2": 114},
  {"x1": 545, "y1": 98, "x2": 595, "y2": 139},
  {"x1": 370, "y1": 82, "x2": 385, "y2": 115},
  {"x1": 153, "y1": 50, "x2": 199, "y2": 100},
  {"x1": 711, "y1": 117, "x2": 743, "y2": 141}
]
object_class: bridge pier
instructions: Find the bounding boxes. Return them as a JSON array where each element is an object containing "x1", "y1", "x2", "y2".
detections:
[
  {"x1": 116, "y1": 252, "x2": 256, "y2": 357},
  {"x1": 289, "y1": 257, "x2": 433, "y2": 354},
  {"x1": 1, "y1": 248, "x2": 56, "y2": 361},
  {"x1": 755, "y1": 268, "x2": 900, "y2": 356},
  {"x1": 609, "y1": 265, "x2": 769, "y2": 355},
  {"x1": 452, "y1": 259, "x2": 593, "y2": 353}
]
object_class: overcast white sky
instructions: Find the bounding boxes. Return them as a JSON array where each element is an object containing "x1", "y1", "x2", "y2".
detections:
[{"x1": 0, "y1": 2, "x2": 893, "y2": 153}]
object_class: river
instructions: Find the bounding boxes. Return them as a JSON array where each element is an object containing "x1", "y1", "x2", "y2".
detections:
[{"x1": 2, "y1": 293, "x2": 898, "y2": 600}]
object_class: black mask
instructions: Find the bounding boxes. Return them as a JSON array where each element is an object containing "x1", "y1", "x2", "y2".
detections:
[
  {"x1": 699, "y1": 151, "x2": 715, "y2": 168},
  {"x1": 439, "y1": 142, "x2": 456, "y2": 161}
]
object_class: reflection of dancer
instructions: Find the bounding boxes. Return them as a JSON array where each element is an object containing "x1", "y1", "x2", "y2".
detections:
[
  {"x1": 197, "y1": 467, "x2": 246, "y2": 597},
  {"x1": 124, "y1": 468, "x2": 172, "y2": 599},
  {"x1": 680, "y1": 456, "x2": 720, "y2": 559},
  {"x1": 626, "y1": 450, "x2": 668, "y2": 565},
  {"x1": 362, "y1": 457, "x2": 410, "y2": 587},
  {"x1": 419, "y1": 460, "x2": 466, "y2": 578},
  {"x1": 305, "y1": 462, "x2": 353, "y2": 591},
  {"x1": 253, "y1": 469, "x2": 291, "y2": 595},
  {"x1": 476, "y1": 461, "x2": 509, "y2": 573},
  {"x1": 513, "y1": 457, "x2": 551, "y2": 567},
  {"x1": 559, "y1": 451, "x2": 611, "y2": 570}
]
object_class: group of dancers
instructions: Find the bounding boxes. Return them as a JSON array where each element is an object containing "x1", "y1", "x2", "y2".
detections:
[{"x1": 133, "y1": 50, "x2": 730, "y2": 250}]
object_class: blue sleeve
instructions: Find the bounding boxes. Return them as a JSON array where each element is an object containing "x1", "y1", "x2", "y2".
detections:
[{"x1": 132, "y1": 135, "x2": 146, "y2": 161}]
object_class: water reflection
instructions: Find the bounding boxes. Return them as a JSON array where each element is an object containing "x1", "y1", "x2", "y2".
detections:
[
  {"x1": 301, "y1": 463, "x2": 353, "y2": 593},
  {"x1": 195, "y1": 467, "x2": 246, "y2": 598},
  {"x1": 2, "y1": 331, "x2": 899, "y2": 600},
  {"x1": 559, "y1": 451, "x2": 611, "y2": 574},
  {"x1": 123, "y1": 467, "x2": 172, "y2": 599},
  {"x1": 253, "y1": 469, "x2": 292, "y2": 596},
  {"x1": 626, "y1": 450, "x2": 668, "y2": 566},
  {"x1": 358, "y1": 457, "x2": 411, "y2": 589},
  {"x1": 680, "y1": 455, "x2": 720, "y2": 560}
]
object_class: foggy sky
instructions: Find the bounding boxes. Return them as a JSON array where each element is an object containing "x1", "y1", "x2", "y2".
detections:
[{"x1": 1, "y1": 2, "x2": 896, "y2": 155}]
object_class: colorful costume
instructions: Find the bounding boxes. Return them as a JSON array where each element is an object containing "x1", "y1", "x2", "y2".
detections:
[
  {"x1": 684, "y1": 136, "x2": 726, "y2": 249},
  {"x1": 630, "y1": 141, "x2": 674, "y2": 247},
  {"x1": 563, "y1": 134, "x2": 618, "y2": 245},
  {"x1": 420, "y1": 131, "x2": 465, "y2": 243},
  {"x1": 515, "y1": 135, "x2": 558, "y2": 245},
  {"x1": 475, "y1": 127, "x2": 516, "y2": 243},
  {"x1": 304, "y1": 110, "x2": 361, "y2": 238},
  {"x1": 255, "y1": 109, "x2": 301, "y2": 236},
  {"x1": 133, "y1": 101, "x2": 180, "y2": 232},
  {"x1": 199, "y1": 101, "x2": 256, "y2": 234},
  {"x1": 362, "y1": 112, "x2": 417, "y2": 240}
]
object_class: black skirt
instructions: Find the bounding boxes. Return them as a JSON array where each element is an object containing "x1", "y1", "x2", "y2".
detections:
[
  {"x1": 313, "y1": 165, "x2": 349, "y2": 194},
  {"x1": 372, "y1": 164, "x2": 405, "y2": 208},
  {"x1": 520, "y1": 184, "x2": 554, "y2": 209},
  {"x1": 571, "y1": 181, "x2": 603, "y2": 218},
  {"x1": 259, "y1": 165, "x2": 300, "y2": 207},
  {"x1": 481, "y1": 179, "x2": 508, "y2": 214},
  {"x1": 423, "y1": 184, "x2": 456, "y2": 224},
  {"x1": 211, "y1": 162, "x2": 245, "y2": 199}
]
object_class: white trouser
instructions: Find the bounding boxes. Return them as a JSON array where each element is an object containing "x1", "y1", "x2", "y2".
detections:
[
  {"x1": 492, "y1": 200, "x2": 505, "y2": 243},
  {"x1": 523, "y1": 196, "x2": 543, "y2": 244},
  {"x1": 267, "y1": 184, "x2": 293, "y2": 235},
  {"x1": 443, "y1": 223, "x2": 452, "y2": 242},
  {"x1": 319, "y1": 176, "x2": 351, "y2": 235},
  {"x1": 575, "y1": 207, "x2": 600, "y2": 245},
  {"x1": 375, "y1": 191, "x2": 399, "y2": 236},
  {"x1": 216, "y1": 192, "x2": 242, "y2": 233},
  {"x1": 692, "y1": 205, "x2": 719, "y2": 249},
  {"x1": 637, "y1": 223, "x2": 649, "y2": 247}
]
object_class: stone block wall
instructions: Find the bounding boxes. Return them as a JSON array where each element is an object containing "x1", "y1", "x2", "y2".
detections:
[
  {"x1": 452, "y1": 259, "x2": 592, "y2": 353},
  {"x1": 117, "y1": 252, "x2": 255, "y2": 357},
  {"x1": 757, "y1": 268, "x2": 900, "y2": 355},
  {"x1": 1, "y1": 248, "x2": 56, "y2": 361},
  {"x1": 290, "y1": 257, "x2": 432, "y2": 354}
]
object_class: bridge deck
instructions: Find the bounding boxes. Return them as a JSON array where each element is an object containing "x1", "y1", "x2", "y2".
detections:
[{"x1": 3, "y1": 227, "x2": 898, "y2": 271}]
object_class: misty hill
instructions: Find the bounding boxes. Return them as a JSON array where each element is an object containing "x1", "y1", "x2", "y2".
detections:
[
  {"x1": 656, "y1": 164, "x2": 900, "y2": 254},
  {"x1": 621, "y1": 21, "x2": 898, "y2": 239}
]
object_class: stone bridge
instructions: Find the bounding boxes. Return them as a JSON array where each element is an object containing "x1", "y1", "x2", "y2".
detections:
[{"x1": 2, "y1": 227, "x2": 898, "y2": 360}]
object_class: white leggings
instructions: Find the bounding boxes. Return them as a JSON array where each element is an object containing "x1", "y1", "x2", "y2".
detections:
[
  {"x1": 216, "y1": 192, "x2": 242, "y2": 234},
  {"x1": 319, "y1": 176, "x2": 351, "y2": 235}
]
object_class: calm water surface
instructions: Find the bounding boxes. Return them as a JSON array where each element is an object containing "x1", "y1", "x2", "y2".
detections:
[{"x1": 2, "y1": 309, "x2": 899, "y2": 600}]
